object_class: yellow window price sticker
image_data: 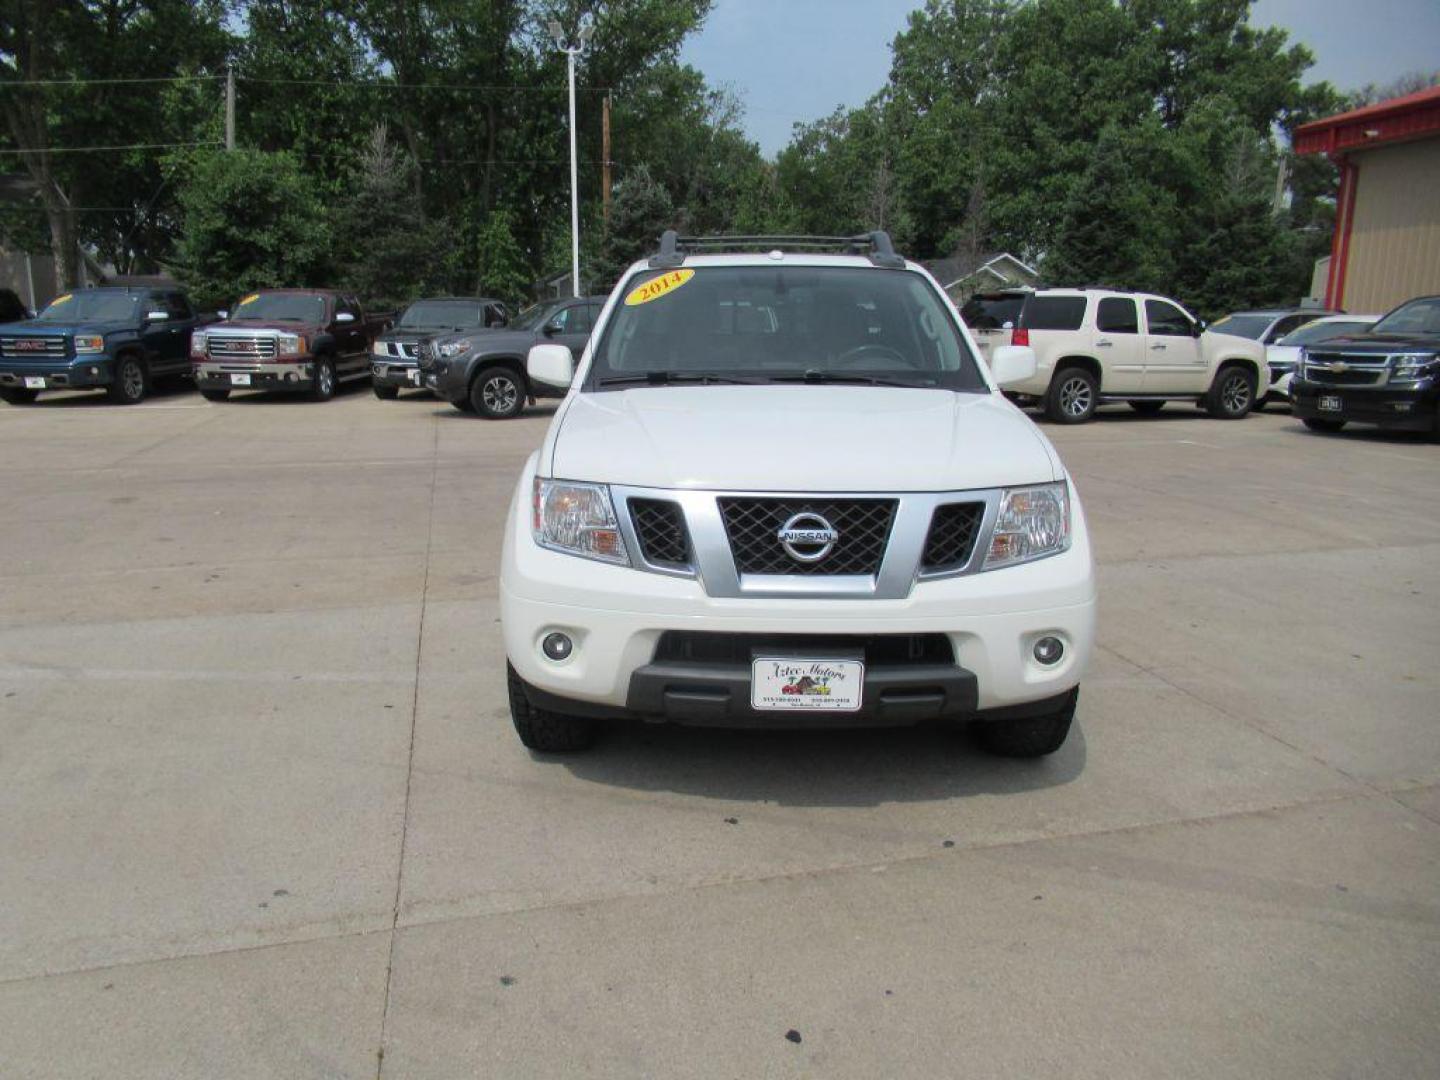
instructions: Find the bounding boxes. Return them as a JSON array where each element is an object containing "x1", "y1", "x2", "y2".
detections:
[
  {"x1": 52, "y1": 293, "x2": 73, "y2": 305},
  {"x1": 238, "y1": 293, "x2": 260, "y2": 307},
  {"x1": 625, "y1": 269, "x2": 694, "y2": 307}
]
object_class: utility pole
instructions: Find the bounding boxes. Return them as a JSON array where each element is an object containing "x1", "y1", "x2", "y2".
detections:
[
  {"x1": 225, "y1": 66, "x2": 236, "y2": 151},
  {"x1": 548, "y1": 16, "x2": 594, "y2": 299},
  {"x1": 602, "y1": 92, "x2": 612, "y2": 230}
]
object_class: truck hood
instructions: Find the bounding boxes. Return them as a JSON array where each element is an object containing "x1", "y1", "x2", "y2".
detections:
[
  {"x1": 1306, "y1": 331, "x2": 1440, "y2": 354},
  {"x1": 5, "y1": 319, "x2": 133, "y2": 336},
  {"x1": 207, "y1": 319, "x2": 324, "y2": 334},
  {"x1": 547, "y1": 386, "x2": 1062, "y2": 492}
]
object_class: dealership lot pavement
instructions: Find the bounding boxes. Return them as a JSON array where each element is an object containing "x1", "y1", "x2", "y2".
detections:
[{"x1": 1, "y1": 386, "x2": 1437, "y2": 1079}]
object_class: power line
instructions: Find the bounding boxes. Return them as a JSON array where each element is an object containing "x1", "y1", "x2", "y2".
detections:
[
  {"x1": 237, "y1": 76, "x2": 614, "y2": 92},
  {"x1": 0, "y1": 75, "x2": 223, "y2": 87},
  {"x1": 0, "y1": 141, "x2": 222, "y2": 155}
]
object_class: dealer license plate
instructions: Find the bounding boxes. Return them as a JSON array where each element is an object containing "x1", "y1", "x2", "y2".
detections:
[
  {"x1": 751, "y1": 657, "x2": 865, "y2": 712},
  {"x1": 230, "y1": 373, "x2": 251, "y2": 386},
  {"x1": 23, "y1": 376, "x2": 46, "y2": 389},
  {"x1": 1319, "y1": 394, "x2": 1342, "y2": 412}
]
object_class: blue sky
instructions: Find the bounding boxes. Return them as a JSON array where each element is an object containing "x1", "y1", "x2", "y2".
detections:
[{"x1": 678, "y1": 0, "x2": 1440, "y2": 157}]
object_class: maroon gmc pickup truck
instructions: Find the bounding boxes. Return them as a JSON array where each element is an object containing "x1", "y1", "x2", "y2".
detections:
[{"x1": 190, "y1": 289, "x2": 394, "y2": 401}]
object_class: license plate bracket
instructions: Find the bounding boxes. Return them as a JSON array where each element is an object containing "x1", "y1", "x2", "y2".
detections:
[
  {"x1": 1319, "y1": 394, "x2": 1342, "y2": 412},
  {"x1": 230, "y1": 373, "x2": 252, "y2": 386},
  {"x1": 23, "y1": 376, "x2": 46, "y2": 389},
  {"x1": 751, "y1": 654, "x2": 865, "y2": 712}
]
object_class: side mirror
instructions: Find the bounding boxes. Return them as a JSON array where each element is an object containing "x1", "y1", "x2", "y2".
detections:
[
  {"x1": 989, "y1": 345, "x2": 1037, "y2": 388},
  {"x1": 217, "y1": 310, "x2": 228, "y2": 320},
  {"x1": 542, "y1": 318, "x2": 564, "y2": 336},
  {"x1": 336, "y1": 311, "x2": 356, "y2": 325},
  {"x1": 1193, "y1": 320, "x2": 1206, "y2": 337},
  {"x1": 145, "y1": 310, "x2": 169, "y2": 323},
  {"x1": 527, "y1": 343, "x2": 575, "y2": 389}
]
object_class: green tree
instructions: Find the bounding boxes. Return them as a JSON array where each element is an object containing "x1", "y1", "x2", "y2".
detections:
[
  {"x1": 474, "y1": 208, "x2": 533, "y2": 304},
  {"x1": 172, "y1": 148, "x2": 333, "y2": 309},
  {"x1": 593, "y1": 164, "x2": 676, "y2": 287}
]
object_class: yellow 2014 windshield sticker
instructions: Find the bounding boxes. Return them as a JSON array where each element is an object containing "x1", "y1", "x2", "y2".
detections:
[
  {"x1": 625, "y1": 269, "x2": 694, "y2": 306},
  {"x1": 52, "y1": 293, "x2": 73, "y2": 305}
]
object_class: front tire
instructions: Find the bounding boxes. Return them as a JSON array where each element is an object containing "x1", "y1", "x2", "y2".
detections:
[
  {"x1": 507, "y1": 663, "x2": 597, "y2": 752},
  {"x1": 0, "y1": 387, "x2": 38, "y2": 405},
  {"x1": 373, "y1": 383, "x2": 400, "y2": 400},
  {"x1": 973, "y1": 689, "x2": 1077, "y2": 758},
  {"x1": 1206, "y1": 364, "x2": 1256, "y2": 419},
  {"x1": 310, "y1": 357, "x2": 336, "y2": 402},
  {"x1": 1302, "y1": 417, "x2": 1345, "y2": 433},
  {"x1": 1044, "y1": 366, "x2": 1098, "y2": 424},
  {"x1": 470, "y1": 367, "x2": 526, "y2": 419},
  {"x1": 107, "y1": 355, "x2": 148, "y2": 405}
]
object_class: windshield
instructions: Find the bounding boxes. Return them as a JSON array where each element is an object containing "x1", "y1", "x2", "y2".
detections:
[
  {"x1": 1373, "y1": 297, "x2": 1440, "y2": 336},
  {"x1": 589, "y1": 266, "x2": 985, "y2": 391},
  {"x1": 960, "y1": 293, "x2": 1026, "y2": 330},
  {"x1": 231, "y1": 292, "x2": 326, "y2": 323},
  {"x1": 401, "y1": 300, "x2": 490, "y2": 329},
  {"x1": 511, "y1": 301, "x2": 562, "y2": 332},
  {"x1": 36, "y1": 291, "x2": 141, "y2": 322},
  {"x1": 1208, "y1": 314, "x2": 1273, "y2": 340},
  {"x1": 1277, "y1": 320, "x2": 1373, "y2": 346}
]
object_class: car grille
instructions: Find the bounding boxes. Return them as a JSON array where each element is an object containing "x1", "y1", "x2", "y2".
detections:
[
  {"x1": 653, "y1": 631, "x2": 954, "y2": 667},
  {"x1": 0, "y1": 336, "x2": 67, "y2": 360},
  {"x1": 207, "y1": 335, "x2": 276, "y2": 361},
  {"x1": 1303, "y1": 351, "x2": 1387, "y2": 387},
  {"x1": 718, "y1": 497, "x2": 897, "y2": 576},
  {"x1": 921, "y1": 502, "x2": 985, "y2": 572},
  {"x1": 384, "y1": 340, "x2": 419, "y2": 360},
  {"x1": 629, "y1": 498, "x2": 691, "y2": 567}
]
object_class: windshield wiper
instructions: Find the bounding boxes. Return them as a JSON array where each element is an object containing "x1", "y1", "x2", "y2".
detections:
[
  {"x1": 771, "y1": 370, "x2": 936, "y2": 388},
  {"x1": 597, "y1": 371, "x2": 765, "y2": 386}
]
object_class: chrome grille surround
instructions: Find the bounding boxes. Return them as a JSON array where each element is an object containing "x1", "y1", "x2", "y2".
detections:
[
  {"x1": 206, "y1": 334, "x2": 277, "y2": 362},
  {"x1": 1302, "y1": 350, "x2": 1390, "y2": 388},
  {"x1": 0, "y1": 336, "x2": 68, "y2": 361}
]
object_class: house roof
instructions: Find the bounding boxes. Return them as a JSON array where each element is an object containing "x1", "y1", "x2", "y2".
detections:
[
  {"x1": 1295, "y1": 85, "x2": 1440, "y2": 156},
  {"x1": 925, "y1": 252, "x2": 1038, "y2": 290}
]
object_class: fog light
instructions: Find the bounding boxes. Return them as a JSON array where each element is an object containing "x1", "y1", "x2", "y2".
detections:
[
  {"x1": 541, "y1": 632, "x2": 573, "y2": 661},
  {"x1": 1033, "y1": 636, "x2": 1064, "y2": 665}
]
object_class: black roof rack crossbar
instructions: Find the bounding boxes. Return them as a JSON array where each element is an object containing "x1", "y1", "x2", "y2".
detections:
[{"x1": 649, "y1": 230, "x2": 905, "y2": 270}]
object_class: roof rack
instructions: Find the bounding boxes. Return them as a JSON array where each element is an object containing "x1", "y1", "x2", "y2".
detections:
[{"x1": 649, "y1": 230, "x2": 906, "y2": 270}]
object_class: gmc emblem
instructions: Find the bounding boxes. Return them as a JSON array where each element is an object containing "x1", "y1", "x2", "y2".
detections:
[{"x1": 13, "y1": 339, "x2": 48, "y2": 352}]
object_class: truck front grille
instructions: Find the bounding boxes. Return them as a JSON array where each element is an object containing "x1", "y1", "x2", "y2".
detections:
[
  {"x1": 718, "y1": 497, "x2": 896, "y2": 576},
  {"x1": 0, "y1": 336, "x2": 67, "y2": 360},
  {"x1": 629, "y1": 498, "x2": 691, "y2": 568},
  {"x1": 1304, "y1": 351, "x2": 1388, "y2": 387},
  {"x1": 384, "y1": 340, "x2": 419, "y2": 360},
  {"x1": 207, "y1": 335, "x2": 276, "y2": 361},
  {"x1": 921, "y1": 502, "x2": 985, "y2": 572}
]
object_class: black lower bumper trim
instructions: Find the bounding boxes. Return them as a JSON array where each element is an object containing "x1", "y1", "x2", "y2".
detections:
[{"x1": 1292, "y1": 383, "x2": 1438, "y2": 432}]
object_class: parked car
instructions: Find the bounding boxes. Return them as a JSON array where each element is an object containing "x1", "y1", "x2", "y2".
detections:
[
  {"x1": 419, "y1": 294, "x2": 605, "y2": 418},
  {"x1": 960, "y1": 287, "x2": 1268, "y2": 422},
  {"x1": 371, "y1": 296, "x2": 508, "y2": 399},
  {"x1": 500, "y1": 231, "x2": 1095, "y2": 757},
  {"x1": 1209, "y1": 308, "x2": 1337, "y2": 346},
  {"x1": 0, "y1": 287, "x2": 31, "y2": 324},
  {"x1": 191, "y1": 289, "x2": 394, "y2": 401},
  {"x1": 1291, "y1": 294, "x2": 1440, "y2": 435},
  {"x1": 1261, "y1": 313, "x2": 1380, "y2": 405},
  {"x1": 0, "y1": 286, "x2": 216, "y2": 405}
]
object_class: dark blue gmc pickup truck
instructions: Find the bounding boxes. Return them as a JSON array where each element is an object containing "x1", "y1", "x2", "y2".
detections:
[{"x1": 0, "y1": 287, "x2": 215, "y2": 406}]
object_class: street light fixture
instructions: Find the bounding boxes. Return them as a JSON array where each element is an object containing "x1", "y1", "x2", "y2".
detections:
[{"x1": 551, "y1": 15, "x2": 594, "y2": 299}]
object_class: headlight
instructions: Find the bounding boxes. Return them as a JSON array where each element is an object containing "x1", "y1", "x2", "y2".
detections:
[
  {"x1": 532, "y1": 478, "x2": 629, "y2": 565},
  {"x1": 983, "y1": 482, "x2": 1071, "y2": 570},
  {"x1": 1390, "y1": 353, "x2": 1437, "y2": 382},
  {"x1": 190, "y1": 332, "x2": 208, "y2": 358},
  {"x1": 74, "y1": 335, "x2": 104, "y2": 354},
  {"x1": 438, "y1": 339, "x2": 473, "y2": 358},
  {"x1": 372, "y1": 345, "x2": 388, "y2": 359},
  {"x1": 277, "y1": 332, "x2": 306, "y2": 356}
]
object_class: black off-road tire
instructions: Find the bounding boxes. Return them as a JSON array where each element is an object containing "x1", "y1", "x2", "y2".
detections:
[
  {"x1": 1206, "y1": 364, "x2": 1256, "y2": 419},
  {"x1": 470, "y1": 366, "x2": 526, "y2": 419},
  {"x1": 1302, "y1": 417, "x2": 1345, "y2": 433},
  {"x1": 0, "y1": 387, "x2": 38, "y2": 405},
  {"x1": 1128, "y1": 400, "x2": 1165, "y2": 415},
  {"x1": 200, "y1": 388, "x2": 230, "y2": 402},
  {"x1": 107, "y1": 354, "x2": 148, "y2": 405},
  {"x1": 373, "y1": 384, "x2": 400, "y2": 400},
  {"x1": 310, "y1": 357, "x2": 337, "y2": 401},
  {"x1": 1044, "y1": 366, "x2": 1099, "y2": 424},
  {"x1": 506, "y1": 663, "x2": 597, "y2": 752},
  {"x1": 973, "y1": 688, "x2": 1078, "y2": 758}
]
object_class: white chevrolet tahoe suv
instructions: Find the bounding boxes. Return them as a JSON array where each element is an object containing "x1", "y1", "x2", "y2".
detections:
[
  {"x1": 501, "y1": 233, "x2": 1096, "y2": 757},
  {"x1": 961, "y1": 287, "x2": 1268, "y2": 423}
]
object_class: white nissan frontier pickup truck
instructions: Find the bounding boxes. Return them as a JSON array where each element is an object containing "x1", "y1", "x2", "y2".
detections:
[{"x1": 500, "y1": 232, "x2": 1096, "y2": 757}]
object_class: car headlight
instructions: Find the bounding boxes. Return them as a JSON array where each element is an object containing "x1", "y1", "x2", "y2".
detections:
[
  {"x1": 532, "y1": 478, "x2": 629, "y2": 565},
  {"x1": 983, "y1": 482, "x2": 1071, "y2": 570},
  {"x1": 277, "y1": 332, "x2": 306, "y2": 356},
  {"x1": 372, "y1": 345, "x2": 388, "y2": 359},
  {"x1": 1390, "y1": 352, "x2": 1437, "y2": 383},
  {"x1": 438, "y1": 339, "x2": 473, "y2": 358},
  {"x1": 74, "y1": 335, "x2": 104, "y2": 354},
  {"x1": 190, "y1": 332, "x2": 207, "y2": 358}
]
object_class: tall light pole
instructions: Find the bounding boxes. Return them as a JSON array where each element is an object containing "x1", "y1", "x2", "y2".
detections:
[{"x1": 549, "y1": 15, "x2": 594, "y2": 299}]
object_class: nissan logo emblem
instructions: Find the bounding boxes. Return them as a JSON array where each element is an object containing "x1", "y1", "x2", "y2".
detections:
[{"x1": 777, "y1": 512, "x2": 839, "y2": 563}]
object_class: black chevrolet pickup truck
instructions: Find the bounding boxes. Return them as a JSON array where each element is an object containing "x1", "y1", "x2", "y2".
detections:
[{"x1": 1292, "y1": 295, "x2": 1440, "y2": 435}]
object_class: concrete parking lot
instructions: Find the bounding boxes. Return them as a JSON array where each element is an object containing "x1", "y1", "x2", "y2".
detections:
[{"x1": 1, "y1": 385, "x2": 1437, "y2": 1079}]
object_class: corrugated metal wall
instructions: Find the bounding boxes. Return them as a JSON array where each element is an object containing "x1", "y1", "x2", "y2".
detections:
[{"x1": 1342, "y1": 139, "x2": 1440, "y2": 313}]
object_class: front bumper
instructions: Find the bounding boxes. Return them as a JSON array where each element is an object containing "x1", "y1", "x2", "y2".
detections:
[
  {"x1": 1292, "y1": 380, "x2": 1438, "y2": 432},
  {"x1": 420, "y1": 362, "x2": 467, "y2": 402},
  {"x1": 372, "y1": 360, "x2": 424, "y2": 389},
  {"x1": 0, "y1": 359, "x2": 112, "y2": 389},
  {"x1": 195, "y1": 360, "x2": 315, "y2": 392},
  {"x1": 501, "y1": 463, "x2": 1097, "y2": 725}
]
